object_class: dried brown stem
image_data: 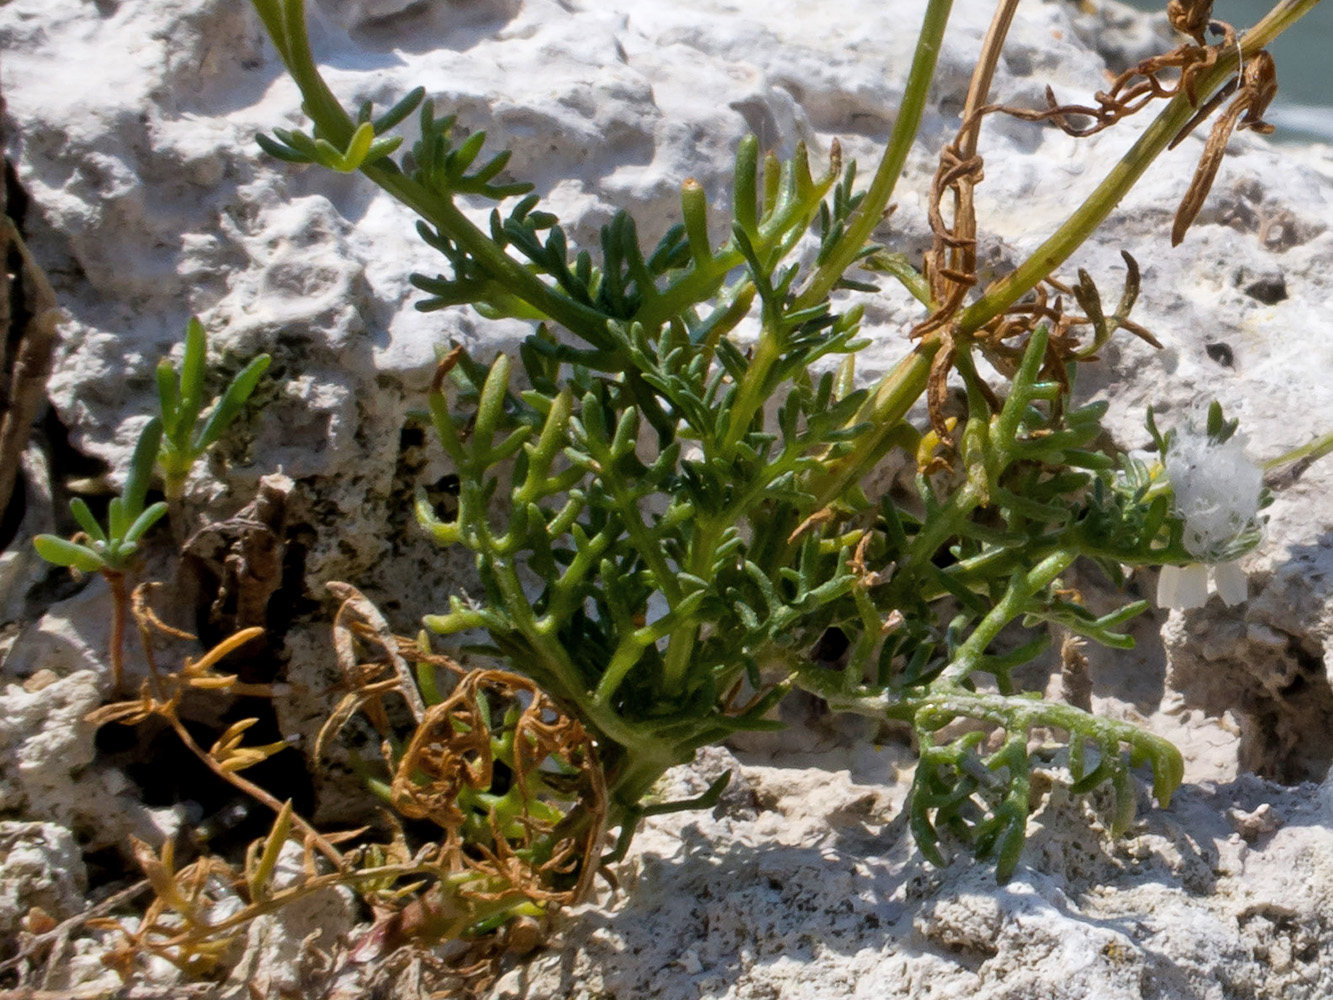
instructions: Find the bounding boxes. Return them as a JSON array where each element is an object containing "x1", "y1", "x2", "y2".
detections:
[
  {"x1": 164, "y1": 712, "x2": 344, "y2": 868},
  {"x1": 104, "y1": 570, "x2": 128, "y2": 693},
  {"x1": 1172, "y1": 50, "x2": 1277, "y2": 245},
  {"x1": 910, "y1": 0, "x2": 1021, "y2": 437},
  {"x1": 0, "y1": 218, "x2": 61, "y2": 532}
]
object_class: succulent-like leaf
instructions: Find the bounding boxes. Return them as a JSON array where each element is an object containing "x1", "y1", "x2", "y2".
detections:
[
  {"x1": 33, "y1": 534, "x2": 106, "y2": 573},
  {"x1": 193, "y1": 353, "x2": 272, "y2": 453}
]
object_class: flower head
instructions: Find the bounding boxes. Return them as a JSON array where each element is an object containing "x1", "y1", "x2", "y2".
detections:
[
  {"x1": 1154, "y1": 413, "x2": 1264, "y2": 610},
  {"x1": 1164, "y1": 422, "x2": 1263, "y2": 564}
]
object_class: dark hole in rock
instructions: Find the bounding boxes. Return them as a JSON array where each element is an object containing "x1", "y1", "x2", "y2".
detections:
[
  {"x1": 114, "y1": 710, "x2": 314, "y2": 857},
  {"x1": 275, "y1": 524, "x2": 319, "y2": 630},
  {"x1": 1205, "y1": 342, "x2": 1234, "y2": 368},
  {"x1": 1239, "y1": 639, "x2": 1333, "y2": 784},
  {"x1": 42, "y1": 406, "x2": 110, "y2": 483},
  {"x1": 1243, "y1": 274, "x2": 1287, "y2": 305},
  {"x1": 93, "y1": 720, "x2": 140, "y2": 756},
  {"x1": 0, "y1": 471, "x2": 24, "y2": 551},
  {"x1": 1279, "y1": 673, "x2": 1308, "y2": 699},
  {"x1": 4, "y1": 161, "x2": 29, "y2": 230},
  {"x1": 81, "y1": 845, "x2": 135, "y2": 893}
]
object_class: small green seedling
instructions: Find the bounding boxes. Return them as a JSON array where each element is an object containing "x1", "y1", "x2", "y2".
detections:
[
  {"x1": 157, "y1": 317, "x2": 271, "y2": 500},
  {"x1": 34, "y1": 419, "x2": 166, "y2": 691},
  {"x1": 34, "y1": 418, "x2": 167, "y2": 576}
]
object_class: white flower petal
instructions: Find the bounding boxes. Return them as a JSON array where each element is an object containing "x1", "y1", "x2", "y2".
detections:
[
  {"x1": 1156, "y1": 564, "x2": 1182, "y2": 609},
  {"x1": 1211, "y1": 559, "x2": 1248, "y2": 606},
  {"x1": 1157, "y1": 563, "x2": 1210, "y2": 610}
]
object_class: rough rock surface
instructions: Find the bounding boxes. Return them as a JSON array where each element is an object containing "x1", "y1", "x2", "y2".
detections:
[
  {"x1": 2, "y1": 0, "x2": 1333, "y2": 996},
  {"x1": 492, "y1": 749, "x2": 1333, "y2": 1000},
  {"x1": 0, "y1": 821, "x2": 86, "y2": 937}
]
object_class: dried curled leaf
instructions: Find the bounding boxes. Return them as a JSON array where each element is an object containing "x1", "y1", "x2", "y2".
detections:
[
  {"x1": 1173, "y1": 51, "x2": 1278, "y2": 246},
  {"x1": 329, "y1": 580, "x2": 428, "y2": 732},
  {"x1": 312, "y1": 588, "x2": 609, "y2": 961},
  {"x1": 1168, "y1": 0, "x2": 1214, "y2": 45}
]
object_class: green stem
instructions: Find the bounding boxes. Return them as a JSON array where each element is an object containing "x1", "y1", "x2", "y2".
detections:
[
  {"x1": 720, "y1": 316, "x2": 783, "y2": 457},
  {"x1": 660, "y1": 578, "x2": 704, "y2": 694},
  {"x1": 959, "y1": 0, "x2": 1321, "y2": 331},
  {"x1": 1263, "y1": 427, "x2": 1333, "y2": 472},
  {"x1": 607, "y1": 745, "x2": 694, "y2": 819},
  {"x1": 662, "y1": 302, "x2": 794, "y2": 691},
  {"x1": 633, "y1": 180, "x2": 834, "y2": 334},
  {"x1": 662, "y1": 308, "x2": 787, "y2": 694},
  {"x1": 807, "y1": 344, "x2": 936, "y2": 508},
  {"x1": 895, "y1": 477, "x2": 984, "y2": 590},
  {"x1": 942, "y1": 550, "x2": 1075, "y2": 684},
  {"x1": 522, "y1": 632, "x2": 662, "y2": 753},
  {"x1": 375, "y1": 184, "x2": 613, "y2": 344},
  {"x1": 794, "y1": 0, "x2": 956, "y2": 310},
  {"x1": 793, "y1": 668, "x2": 1184, "y2": 806},
  {"x1": 808, "y1": 0, "x2": 1320, "y2": 505},
  {"x1": 251, "y1": 0, "x2": 611, "y2": 345}
]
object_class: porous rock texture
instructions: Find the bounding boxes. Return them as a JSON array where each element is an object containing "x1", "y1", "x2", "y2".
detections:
[{"x1": 2, "y1": 0, "x2": 1333, "y2": 996}]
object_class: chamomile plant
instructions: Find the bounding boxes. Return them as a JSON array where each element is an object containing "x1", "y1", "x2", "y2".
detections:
[
  {"x1": 136, "y1": 0, "x2": 1318, "y2": 956},
  {"x1": 242, "y1": 0, "x2": 1322, "y2": 901}
]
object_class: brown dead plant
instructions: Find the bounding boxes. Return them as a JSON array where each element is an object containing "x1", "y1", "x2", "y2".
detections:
[
  {"x1": 907, "y1": 0, "x2": 1279, "y2": 443},
  {"x1": 1169, "y1": 49, "x2": 1277, "y2": 245},
  {"x1": 909, "y1": 0, "x2": 1165, "y2": 444},
  {"x1": 320, "y1": 584, "x2": 607, "y2": 960},
  {"x1": 989, "y1": 0, "x2": 1278, "y2": 247},
  {"x1": 66, "y1": 580, "x2": 606, "y2": 989}
]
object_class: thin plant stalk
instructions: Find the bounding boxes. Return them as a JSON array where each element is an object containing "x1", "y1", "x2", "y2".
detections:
[
  {"x1": 962, "y1": 0, "x2": 1321, "y2": 330},
  {"x1": 250, "y1": 0, "x2": 610, "y2": 343},
  {"x1": 794, "y1": 0, "x2": 956, "y2": 310},
  {"x1": 817, "y1": 0, "x2": 1322, "y2": 504},
  {"x1": 106, "y1": 569, "x2": 128, "y2": 692}
]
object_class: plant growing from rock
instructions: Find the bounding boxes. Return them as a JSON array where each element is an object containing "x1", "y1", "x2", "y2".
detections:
[
  {"x1": 157, "y1": 317, "x2": 272, "y2": 505},
  {"x1": 249, "y1": 0, "x2": 1320, "y2": 917},
  {"x1": 33, "y1": 318, "x2": 269, "y2": 689},
  {"x1": 66, "y1": 0, "x2": 1325, "y2": 980},
  {"x1": 34, "y1": 418, "x2": 168, "y2": 690}
]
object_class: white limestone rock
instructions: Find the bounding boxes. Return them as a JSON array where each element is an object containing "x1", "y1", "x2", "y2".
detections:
[
  {"x1": 0, "y1": 821, "x2": 86, "y2": 937},
  {"x1": 0, "y1": 665, "x2": 190, "y2": 851},
  {"x1": 490, "y1": 749, "x2": 1333, "y2": 1000}
]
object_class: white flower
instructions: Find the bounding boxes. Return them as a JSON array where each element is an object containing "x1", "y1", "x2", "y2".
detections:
[
  {"x1": 1164, "y1": 425, "x2": 1262, "y2": 563},
  {"x1": 1154, "y1": 419, "x2": 1263, "y2": 611}
]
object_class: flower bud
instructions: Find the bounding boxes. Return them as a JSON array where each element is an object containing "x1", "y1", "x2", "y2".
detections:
[{"x1": 1165, "y1": 425, "x2": 1262, "y2": 563}]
